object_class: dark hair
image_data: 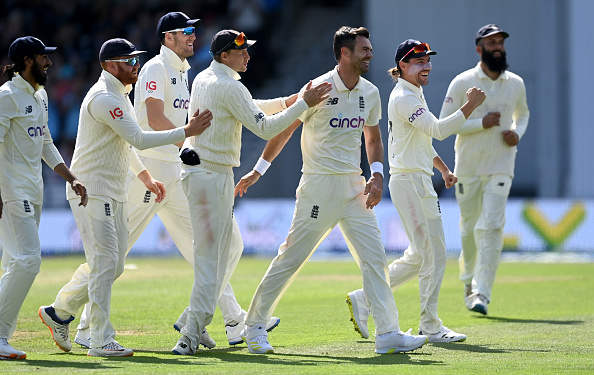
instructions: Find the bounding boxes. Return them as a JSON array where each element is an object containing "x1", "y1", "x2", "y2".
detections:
[
  {"x1": 2, "y1": 54, "x2": 31, "y2": 80},
  {"x1": 333, "y1": 26, "x2": 370, "y2": 63},
  {"x1": 387, "y1": 56, "x2": 411, "y2": 82}
]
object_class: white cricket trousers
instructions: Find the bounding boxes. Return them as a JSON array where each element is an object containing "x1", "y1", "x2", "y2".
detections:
[
  {"x1": 180, "y1": 165, "x2": 244, "y2": 349},
  {"x1": 388, "y1": 172, "x2": 445, "y2": 335},
  {"x1": 456, "y1": 174, "x2": 511, "y2": 302},
  {"x1": 76, "y1": 158, "x2": 243, "y2": 332},
  {"x1": 0, "y1": 200, "x2": 42, "y2": 339},
  {"x1": 245, "y1": 174, "x2": 400, "y2": 335},
  {"x1": 54, "y1": 196, "x2": 127, "y2": 348}
]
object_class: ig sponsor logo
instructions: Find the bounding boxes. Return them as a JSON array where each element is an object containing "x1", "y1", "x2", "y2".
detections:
[
  {"x1": 146, "y1": 81, "x2": 157, "y2": 93},
  {"x1": 330, "y1": 113, "x2": 365, "y2": 128},
  {"x1": 109, "y1": 107, "x2": 124, "y2": 119},
  {"x1": 408, "y1": 107, "x2": 426, "y2": 123}
]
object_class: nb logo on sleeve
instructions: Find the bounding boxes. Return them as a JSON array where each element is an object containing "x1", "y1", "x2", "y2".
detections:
[
  {"x1": 254, "y1": 112, "x2": 265, "y2": 123},
  {"x1": 109, "y1": 108, "x2": 124, "y2": 119},
  {"x1": 326, "y1": 97, "x2": 339, "y2": 105},
  {"x1": 25, "y1": 105, "x2": 33, "y2": 114}
]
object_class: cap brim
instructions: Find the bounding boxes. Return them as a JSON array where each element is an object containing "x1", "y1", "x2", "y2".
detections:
[
  {"x1": 236, "y1": 39, "x2": 256, "y2": 49},
  {"x1": 127, "y1": 50, "x2": 147, "y2": 56},
  {"x1": 42, "y1": 46, "x2": 57, "y2": 54},
  {"x1": 409, "y1": 50, "x2": 436, "y2": 58},
  {"x1": 187, "y1": 18, "x2": 202, "y2": 27},
  {"x1": 478, "y1": 31, "x2": 510, "y2": 41}
]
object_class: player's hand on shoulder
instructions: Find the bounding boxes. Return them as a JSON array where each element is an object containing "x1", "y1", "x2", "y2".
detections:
[
  {"x1": 185, "y1": 109, "x2": 213, "y2": 137},
  {"x1": 302, "y1": 81, "x2": 332, "y2": 107},
  {"x1": 235, "y1": 170, "x2": 261, "y2": 198},
  {"x1": 502, "y1": 130, "x2": 519, "y2": 146}
]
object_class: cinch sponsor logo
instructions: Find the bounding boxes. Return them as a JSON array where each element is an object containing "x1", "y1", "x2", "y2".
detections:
[
  {"x1": 173, "y1": 95, "x2": 189, "y2": 109},
  {"x1": 27, "y1": 125, "x2": 45, "y2": 137},
  {"x1": 408, "y1": 107, "x2": 426, "y2": 123},
  {"x1": 330, "y1": 113, "x2": 365, "y2": 128}
]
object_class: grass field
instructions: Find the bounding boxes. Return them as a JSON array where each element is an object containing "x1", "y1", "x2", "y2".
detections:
[{"x1": 2, "y1": 255, "x2": 593, "y2": 374}]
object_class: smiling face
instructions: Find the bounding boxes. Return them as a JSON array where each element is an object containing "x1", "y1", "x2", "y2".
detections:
[
  {"x1": 30, "y1": 54, "x2": 52, "y2": 86},
  {"x1": 165, "y1": 30, "x2": 196, "y2": 60},
  {"x1": 400, "y1": 55, "x2": 432, "y2": 87},
  {"x1": 478, "y1": 33, "x2": 508, "y2": 74},
  {"x1": 222, "y1": 48, "x2": 250, "y2": 73},
  {"x1": 110, "y1": 56, "x2": 140, "y2": 85},
  {"x1": 349, "y1": 35, "x2": 373, "y2": 75}
]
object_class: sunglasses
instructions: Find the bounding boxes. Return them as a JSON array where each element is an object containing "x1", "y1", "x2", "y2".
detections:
[
  {"x1": 107, "y1": 57, "x2": 139, "y2": 66},
  {"x1": 214, "y1": 32, "x2": 246, "y2": 56},
  {"x1": 162, "y1": 27, "x2": 195, "y2": 35},
  {"x1": 400, "y1": 42, "x2": 430, "y2": 61}
]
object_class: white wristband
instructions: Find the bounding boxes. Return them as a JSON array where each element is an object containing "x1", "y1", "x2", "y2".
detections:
[
  {"x1": 370, "y1": 161, "x2": 384, "y2": 178},
  {"x1": 253, "y1": 157, "x2": 271, "y2": 175}
]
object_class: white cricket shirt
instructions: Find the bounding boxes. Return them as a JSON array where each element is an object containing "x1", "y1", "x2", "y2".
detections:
[
  {"x1": 186, "y1": 60, "x2": 308, "y2": 171},
  {"x1": 298, "y1": 66, "x2": 381, "y2": 175},
  {"x1": 134, "y1": 45, "x2": 191, "y2": 163},
  {"x1": 67, "y1": 70, "x2": 186, "y2": 202},
  {"x1": 0, "y1": 74, "x2": 64, "y2": 204},
  {"x1": 388, "y1": 78, "x2": 466, "y2": 176},
  {"x1": 439, "y1": 62, "x2": 529, "y2": 177}
]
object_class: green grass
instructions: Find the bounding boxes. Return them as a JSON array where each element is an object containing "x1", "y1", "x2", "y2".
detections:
[{"x1": 3, "y1": 255, "x2": 593, "y2": 374}]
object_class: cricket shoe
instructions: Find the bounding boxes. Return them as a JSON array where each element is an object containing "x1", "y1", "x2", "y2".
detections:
[
  {"x1": 419, "y1": 326, "x2": 466, "y2": 343},
  {"x1": 375, "y1": 330, "x2": 428, "y2": 354},
  {"x1": 243, "y1": 324, "x2": 274, "y2": 354},
  {"x1": 226, "y1": 316, "x2": 280, "y2": 345},
  {"x1": 199, "y1": 329, "x2": 216, "y2": 349},
  {"x1": 469, "y1": 293, "x2": 488, "y2": 315},
  {"x1": 346, "y1": 289, "x2": 370, "y2": 339},
  {"x1": 87, "y1": 340, "x2": 133, "y2": 357},
  {"x1": 38, "y1": 305, "x2": 74, "y2": 352},
  {"x1": 172, "y1": 335, "x2": 196, "y2": 355},
  {"x1": 0, "y1": 338, "x2": 26, "y2": 360},
  {"x1": 74, "y1": 328, "x2": 91, "y2": 348},
  {"x1": 464, "y1": 284, "x2": 474, "y2": 310}
]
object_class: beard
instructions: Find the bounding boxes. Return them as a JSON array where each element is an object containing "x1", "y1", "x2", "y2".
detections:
[
  {"x1": 31, "y1": 59, "x2": 48, "y2": 86},
  {"x1": 482, "y1": 48, "x2": 508, "y2": 74}
]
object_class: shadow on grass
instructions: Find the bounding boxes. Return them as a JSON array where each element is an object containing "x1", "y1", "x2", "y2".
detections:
[
  {"x1": 475, "y1": 316, "x2": 585, "y2": 325},
  {"x1": 429, "y1": 342, "x2": 551, "y2": 354}
]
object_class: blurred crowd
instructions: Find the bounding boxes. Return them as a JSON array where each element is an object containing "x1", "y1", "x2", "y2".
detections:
[{"x1": 0, "y1": 0, "x2": 284, "y2": 166}]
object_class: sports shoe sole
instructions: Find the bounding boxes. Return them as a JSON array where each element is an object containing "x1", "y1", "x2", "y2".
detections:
[
  {"x1": 346, "y1": 294, "x2": 368, "y2": 339},
  {"x1": 375, "y1": 337, "x2": 428, "y2": 354},
  {"x1": 470, "y1": 304, "x2": 487, "y2": 315},
  {"x1": 0, "y1": 353, "x2": 26, "y2": 360},
  {"x1": 87, "y1": 349, "x2": 133, "y2": 357},
  {"x1": 74, "y1": 336, "x2": 91, "y2": 349}
]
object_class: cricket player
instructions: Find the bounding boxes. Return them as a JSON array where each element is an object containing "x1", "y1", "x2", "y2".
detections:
[
  {"x1": 69, "y1": 12, "x2": 276, "y2": 350},
  {"x1": 0, "y1": 36, "x2": 87, "y2": 360},
  {"x1": 439, "y1": 24, "x2": 529, "y2": 315},
  {"x1": 38, "y1": 38, "x2": 213, "y2": 357},
  {"x1": 171, "y1": 29, "x2": 332, "y2": 355},
  {"x1": 346, "y1": 39, "x2": 485, "y2": 344},
  {"x1": 235, "y1": 27, "x2": 429, "y2": 355}
]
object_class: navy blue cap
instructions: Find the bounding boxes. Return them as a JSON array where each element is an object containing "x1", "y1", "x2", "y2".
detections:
[
  {"x1": 157, "y1": 12, "x2": 201, "y2": 40},
  {"x1": 99, "y1": 38, "x2": 146, "y2": 62},
  {"x1": 210, "y1": 29, "x2": 256, "y2": 56},
  {"x1": 9, "y1": 36, "x2": 56, "y2": 62},
  {"x1": 395, "y1": 39, "x2": 436, "y2": 63},
  {"x1": 475, "y1": 24, "x2": 509, "y2": 45}
]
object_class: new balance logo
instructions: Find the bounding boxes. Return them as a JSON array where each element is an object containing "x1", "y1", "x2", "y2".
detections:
[
  {"x1": 143, "y1": 190, "x2": 151, "y2": 203},
  {"x1": 23, "y1": 200, "x2": 31, "y2": 213},
  {"x1": 497, "y1": 182, "x2": 505, "y2": 187},
  {"x1": 25, "y1": 105, "x2": 33, "y2": 114},
  {"x1": 104, "y1": 203, "x2": 111, "y2": 216},
  {"x1": 171, "y1": 78, "x2": 177, "y2": 84},
  {"x1": 326, "y1": 97, "x2": 339, "y2": 105},
  {"x1": 459, "y1": 183, "x2": 464, "y2": 194},
  {"x1": 254, "y1": 112, "x2": 265, "y2": 123},
  {"x1": 179, "y1": 342, "x2": 187, "y2": 349},
  {"x1": 311, "y1": 205, "x2": 319, "y2": 219}
]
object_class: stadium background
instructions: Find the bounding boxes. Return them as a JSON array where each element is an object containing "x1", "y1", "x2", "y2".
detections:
[{"x1": 1, "y1": 0, "x2": 592, "y2": 258}]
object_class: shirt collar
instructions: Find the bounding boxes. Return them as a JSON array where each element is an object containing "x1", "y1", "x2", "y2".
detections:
[
  {"x1": 160, "y1": 45, "x2": 191, "y2": 72},
  {"x1": 330, "y1": 66, "x2": 361, "y2": 92},
  {"x1": 475, "y1": 62, "x2": 509, "y2": 81},
  {"x1": 397, "y1": 77, "x2": 424, "y2": 96},
  {"x1": 210, "y1": 60, "x2": 241, "y2": 81},
  {"x1": 101, "y1": 69, "x2": 133, "y2": 95},
  {"x1": 12, "y1": 73, "x2": 42, "y2": 94}
]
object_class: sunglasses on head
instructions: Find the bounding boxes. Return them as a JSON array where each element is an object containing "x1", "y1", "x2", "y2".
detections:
[
  {"x1": 400, "y1": 42, "x2": 430, "y2": 61},
  {"x1": 163, "y1": 27, "x2": 195, "y2": 36},
  {"x1": 214, "y1": 32, "x2": 246, "y2": 56},
  {"x1": 107, "y1": 56, "x2": 139, "y2": 66}
]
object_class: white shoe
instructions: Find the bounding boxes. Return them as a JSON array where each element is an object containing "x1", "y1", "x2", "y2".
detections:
[
  {"x1": 226, "y1": 316, "x2": 280, "y2": 345},
  {"x1": 74, "y1": 328, "x2": 91, "y2": 348},
  {"x1": 464, "y1": 284, "x2": 474, "y2": 310},
  {"x1": 375, "y1": 330, "x2": 428, "y2": 354},
  {"x1": 346, "y1": 289, "x2": 370, "y2": 339},
  {"x1": 200, "y1": 329, "x2": 216, "y2": 349},
  {"x1": 172, "y1": 335, "x2": 196, "y2": 355},
  {"x1": 469, "y1": 293, "x2": 488, "y2": 315},
  {"x1": 0, "y1": 338, "x2": 26, "y2": 360},
  {"x1": 173, "y1": 306, "x2": 189, "y2": 332},
  {"x1": 87, "y1": 340, "x2": 133, "y2": 357},
  {"x1": 38, "y1": 305, "x2": 73, "y2": 352},
  {"x1": 419, "y1": 326, "x2": 466, "y2": 343},
  {"x1": 244, "y1": 324, "x2": 274, "y2": 354}
]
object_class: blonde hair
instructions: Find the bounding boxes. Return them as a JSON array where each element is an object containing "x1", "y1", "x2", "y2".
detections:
[{"x1": 388, "y1": 66, "x2": 400, "y2": 82}]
